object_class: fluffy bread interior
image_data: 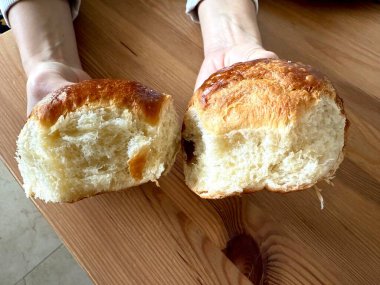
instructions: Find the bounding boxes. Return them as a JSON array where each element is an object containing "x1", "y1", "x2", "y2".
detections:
[
  {"x1": 183, "y1": 96, "x2": 345, "y2": 198},
  {"x1": 17, "y1": 100, "x2": 179, "y2": 202}
]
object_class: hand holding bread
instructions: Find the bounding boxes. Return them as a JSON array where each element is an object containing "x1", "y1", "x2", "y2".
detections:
[{"x1": 16, "y1": 59, "x2": 348, "y2": 203}]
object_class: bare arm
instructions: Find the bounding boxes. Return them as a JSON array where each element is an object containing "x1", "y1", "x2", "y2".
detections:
[
  {"x1": 8, "y1": 0, "x2": 89, "y2": 115},
  {"x1": 195, "y1": 0, "x2": 277, "y2": 89}
]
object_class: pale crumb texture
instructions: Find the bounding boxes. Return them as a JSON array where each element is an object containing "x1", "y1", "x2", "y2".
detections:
[
  {"x1": 16, "y1": 100, "x2": 179, "y2": 203},
  {"x1": 183, "y1": 96, "x2": 345, "y2": 198}
]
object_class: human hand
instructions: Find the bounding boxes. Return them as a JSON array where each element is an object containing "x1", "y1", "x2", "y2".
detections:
[
  {"x1": 8, "y1": 0, "x2": 89, "y2": 116},
  {"x1": 195, "y1": 43, "x2": 278, "y2": 90},
  {"x1": 26, "y1": 62, "x2": 90, "y2": 115},
  {"x1": 195, "y1": 0, "x2": 278, "y2": 90}
]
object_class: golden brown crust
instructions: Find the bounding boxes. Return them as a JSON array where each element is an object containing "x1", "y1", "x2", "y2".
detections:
[
  {"x1": 30, "y1": 79, "x2": 169, "y2": 127},
  {"x1": 189, "y1": 59, "x2": 343, "y2": 134}
]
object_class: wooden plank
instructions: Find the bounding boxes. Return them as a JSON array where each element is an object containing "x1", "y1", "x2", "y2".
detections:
[
  {"x1": 0, "y1": 31, "x2": 252, "y2": 284},
  {"x1": 0, "y1": 0, "x2": 379, "y2": 284}
]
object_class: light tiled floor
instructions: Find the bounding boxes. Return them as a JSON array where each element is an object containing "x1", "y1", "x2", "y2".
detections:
[{"x1": 0, "y1": 161, "x2": 92, "y2": 285}]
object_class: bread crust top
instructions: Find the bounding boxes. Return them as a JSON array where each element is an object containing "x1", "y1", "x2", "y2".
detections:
[
  {"x1": 30, "y1": 79, "x2": 169, "y2": 127},
  {"x1": 190, "y1": 59, "x2": 344, "y2": 134}
]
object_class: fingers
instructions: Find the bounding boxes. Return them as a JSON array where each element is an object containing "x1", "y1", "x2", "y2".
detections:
[
  {"x1": 195, "y1": 52, "x2": 226, "y2": 91},
  {"x1": 246, "y1": 49, "x2": 278, "y2": 61},
  {"x1": 70, "y1": 67, "x2": 91, "y2": 81},
  {"x1": 26, "y1": 75, "x2": 73, "y2": 116},
  {"x1": 227, "y1": 46, "x2": 278, "y2": 64},
  {"x1": 26, "y1": 62, "x2": 91, "y2": 116},
  {"x1": 195, "y1": 46, "x2": 278, "y2": 92}
]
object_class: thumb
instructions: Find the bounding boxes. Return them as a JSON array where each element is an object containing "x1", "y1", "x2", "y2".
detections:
[
  {"x1": 27, "y1": 74, "x2": 73, "y2": 116},
  {"x1": 195, "y1": 59, "x2": 219, "y2": 91}
]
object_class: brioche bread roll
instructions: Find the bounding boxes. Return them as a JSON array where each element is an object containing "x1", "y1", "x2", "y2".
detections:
[
  {"x1": 182, "y1": 59, "x2": 348, "y2": 199},
  {"x1": 16, "y1": 79, "x2": 180, "y2": 202}
]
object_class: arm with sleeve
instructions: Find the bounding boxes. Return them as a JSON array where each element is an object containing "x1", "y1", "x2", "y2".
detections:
[{"x1": 0, "y1": 0, "x2": 81, "y2": 26}]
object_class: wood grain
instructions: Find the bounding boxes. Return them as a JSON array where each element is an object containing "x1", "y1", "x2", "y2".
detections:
[
  {"x1": 0, "y1": 32, "x2": 252, "y2": 285},
  {"x1": 0, "y1": 0, "x2": 379, "y2": 284}
]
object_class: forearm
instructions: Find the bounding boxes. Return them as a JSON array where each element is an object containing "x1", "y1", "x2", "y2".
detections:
[
  {"x1": 8, "y1": 0, "x2": 81, "y2": 76},
  {"x1": 198, "y1": 0, "x2": 262, "y2": 56}
]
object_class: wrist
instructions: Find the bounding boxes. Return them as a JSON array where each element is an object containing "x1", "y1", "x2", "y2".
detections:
[
  {"x1": 8, "y1": 0, "x2": 82, "y2": 77},
  {"x1": 25, "y1": 57, "x2": 77, "y2": 78},
  {"x1": 27, "y1": 62, "x2": 85, "y2": 83},
  {"x1": 21, "y1": 33, "x2": 82, "y2": 76},
  {"x1": 199, "y1": 0, "x2": 262, "y2": 56},
  {"x1": 201, "y1": 15, "x2": 264, "y2": 56}
]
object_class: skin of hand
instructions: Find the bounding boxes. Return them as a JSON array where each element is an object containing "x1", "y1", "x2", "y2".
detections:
[
  {"x1": 8, "y1": 0, "x2": 90, "y2": 116},
  {"x1": 26, "y1": 62, "x2": 89, "y2": 115},
  {"x1": 196, "y1": 0, "x2": 278, "y2": 90}
]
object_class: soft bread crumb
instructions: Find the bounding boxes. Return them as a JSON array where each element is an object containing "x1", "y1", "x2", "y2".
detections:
[
  {"x1": 183, "y1": 96, "x2": 345, "y2": 198},
  {"x1": 16, "y1": 99, "x2": 179, "y2": 202}
]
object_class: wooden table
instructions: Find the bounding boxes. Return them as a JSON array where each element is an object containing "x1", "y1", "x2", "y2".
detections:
[{"x1": 1, "y1": 1, "x2": 379, "y2": 284}]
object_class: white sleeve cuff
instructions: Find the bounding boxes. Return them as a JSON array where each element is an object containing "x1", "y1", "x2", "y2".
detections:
[
  {"x1": 0, "y1": 0, "x2": 18, "y2": 25},
  {"x1": 186, "y1": 0, "x2": 259, "y2": 22},
  {"x1": 0, "y1": 0, "x2": 81, "y2": 27}
]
